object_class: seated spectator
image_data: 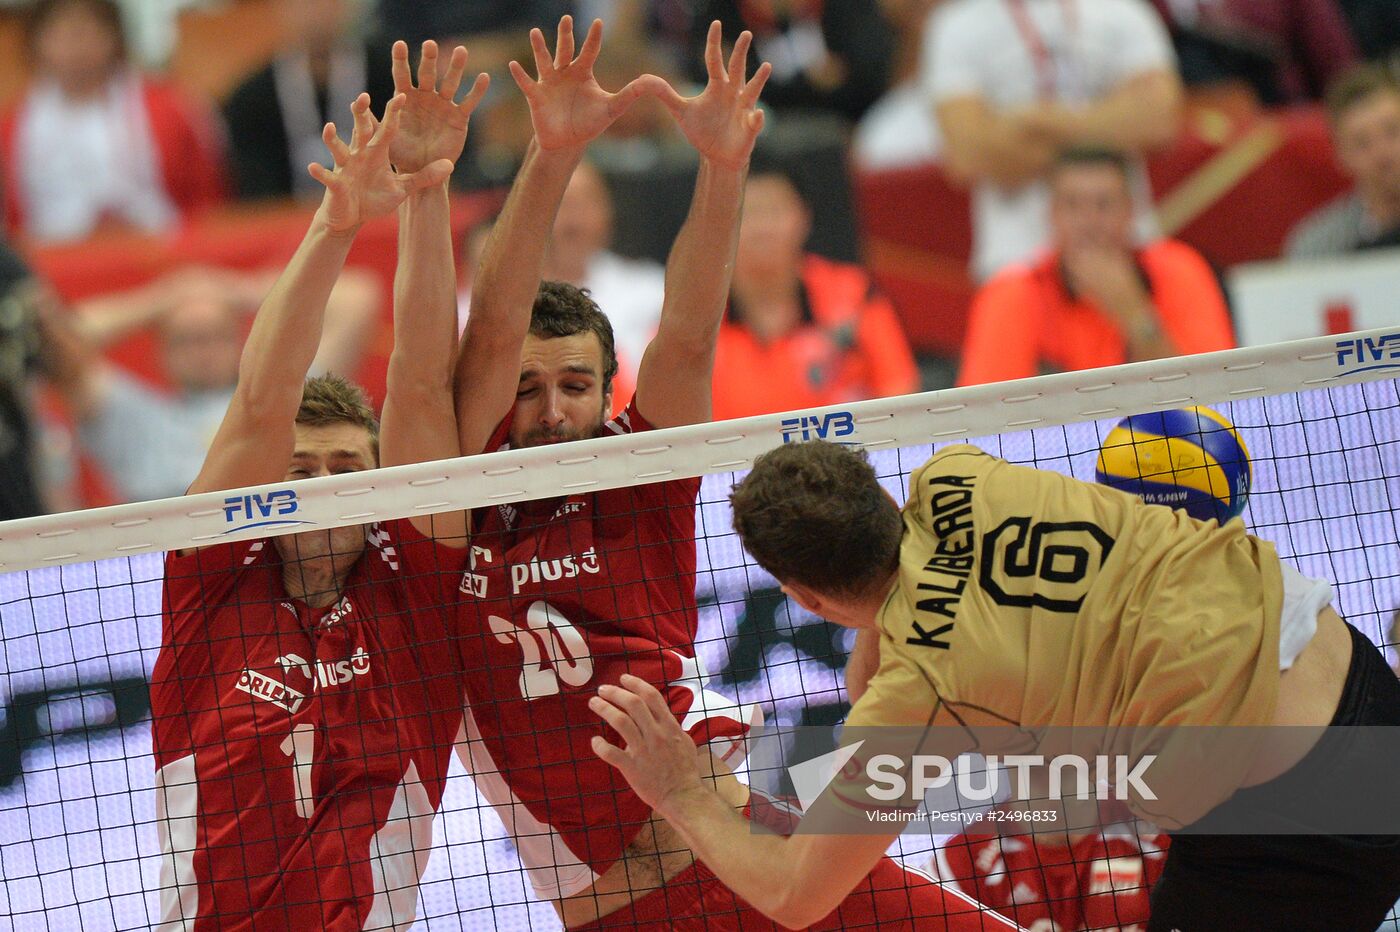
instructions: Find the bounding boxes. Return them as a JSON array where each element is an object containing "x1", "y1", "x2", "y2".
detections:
[
  {"x1": 712, "y1": 169, "x2": 918, "y2": 422},
  {"x1": 0, "y1": 0, "x2": 227, "y2": 242},
  {"x1": 926, "y1": 0, "x2": 1181, "y2": 281},
  {"x1": 542, "y1": 162, "x2": 664, "y2": 388},
  {"x1": 958, "y1": 148, "x2": 1234, "y2": 387},
  {"x1": 692, "y1": 0, "x2": 896, "y2": 121},
  {"x1": 1149, "y1": 0, "x2": 1359, "y2": 105},
  {"x1": 1286, "y1": 65, "x2": 1400, "y2": 258},
  {"x1": 42, "y1": 266, "x2": 379, "y2": 503},
  {"x1": 852, "y1": 0, "x2": 946, "y2": 170},
  {"x1": 223, "y1": 0, "x2": 394, "y2": 201}
]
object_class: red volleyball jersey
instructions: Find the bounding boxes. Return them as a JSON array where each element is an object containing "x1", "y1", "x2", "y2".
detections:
[
  {"x1": 454, "y1": 402, "x2": 760, "y2": 899},
  {"x1": 150, "y1": 519, "x2": 466, "y2": 931}
]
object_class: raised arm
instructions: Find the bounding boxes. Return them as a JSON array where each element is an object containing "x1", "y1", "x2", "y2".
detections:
[
  {"x1": 633, "y1": 23, "x2": 771, "y2": 429},
  {"x1": 380, "y1": 40, "x2": 488, "y2": 543},
  {"x1": 187, "y1": 92, "x2": 451, "y2": 497},
  {"x1": 454, "y1": 16, "x2": 655, "y2": 455},
  {"x1": 591, "y1": 674, "x2": 900, "y2": 928}
]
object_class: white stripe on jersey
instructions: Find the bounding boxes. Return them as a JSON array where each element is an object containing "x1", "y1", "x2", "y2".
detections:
[
  {"x1": 452, "y1": 711, "x2": 599, "y2": 899},
  {"x1": 364, "y1": 760, "x2": 436, "y2": 931},
  {"x1": 154, "y1": 754, "x2": 199, "y2": 930}
]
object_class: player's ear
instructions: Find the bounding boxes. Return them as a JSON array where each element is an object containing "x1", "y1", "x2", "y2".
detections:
[{"x1": 781, "y1": 581, "x2": 824, "y2": 618}]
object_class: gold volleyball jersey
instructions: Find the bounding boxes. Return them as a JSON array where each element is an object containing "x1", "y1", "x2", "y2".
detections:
[{"x1": 845, "y1": 444, "x2": 1284, "y2": 828}]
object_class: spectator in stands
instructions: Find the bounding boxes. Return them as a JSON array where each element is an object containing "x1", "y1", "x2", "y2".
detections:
[
  {"x1": 0, "y1": 0, "x2": 227, "y2": 242},
  {"x1": 1149, "y1": 0, "x2": 1359, "y2": 105},
  {"x1": 958, "y1": 147, "x2": 1234, "y2": 386},
  {"x1": 712, "y1": 169, "x2": 918, "y2": 421},
  {"x1": 375, "y1": 0, "x2": 566, "y2": 73},
  {"x1": 853, "y1": 0, "x2": 946, "y2": 170},
  {"x1": 541, "y1": 162, "x2": 664, "y2": 389},
  {"x1": 223, "y1": 0, "x2": 395, "y2": 201},
  {"x1": 0, "y1": 243, "x2": 67, "y2": 519},
  {"x1": 1339, "y1": 0, "x2": 1400, "y2": 64},
  {"x1": 692, "y1": 0, "x2": 896, "y2": 121},
  {"x1": 42, "y1": 266, "x2": 379, "y2": 503},
  {"x1": 1286, "y1": 65, "x2": 1400, "y2": 258},
  {"x1": 926, "y1": 0, "x2": 1182, "y2": 282}
]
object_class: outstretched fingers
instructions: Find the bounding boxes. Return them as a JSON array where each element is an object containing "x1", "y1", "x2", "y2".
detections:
[
  {"x1": 403, "y1": 157, "x2": 454, "y2": 192},
  {"x1": 370, "y1": 93, "x2": 406, "y2": 148},
  {"x1": 552, "y1": 15, "x2": 575, "y2": 72},
  {"x1": 703, "y1": 20, "x2": 725, "y2": 81},
  {"x1": 740, "y1": 61, "x2": 773, "y2": 109},
  {"x1": 575, "y1": 18, "x2": 605, "y2": 72},
  {"x1": 459, "y1": 71, "x2": 491, "y2": 117},
  {"x1": 321, "y1": 121, "x2": 351, "y2": 165},
  {"x1": 727, "y1": 31, "x2": 753, "y2": 86},
  {"x1": 390, "y1": 40, "x2": 413, "y2": 95},
  {"x1": 527, "y1": 27, "x2": 553, "y2": 79},
  {"x1": 348, "y1": 93, "x2": 374, "y2": 148},
  {"x1": 416, "y1": 40, "x2": 439, "y2": 91},
  {"x1": 440, "y1": 45, "x2": 469, "y2": 100}
]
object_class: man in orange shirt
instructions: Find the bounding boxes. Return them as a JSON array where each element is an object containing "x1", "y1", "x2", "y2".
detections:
[
  {"x1": 712, "y1": 168, "x2": 919, "y2": 421},
  {"x1": 957, "y1": 147, "x2": 1234, "y2": 387}
]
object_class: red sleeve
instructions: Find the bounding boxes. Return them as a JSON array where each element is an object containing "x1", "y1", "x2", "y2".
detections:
[
  {"x1": 856, "y1": 291, "x2": 920, "y2": 398},
  {"x1": 370, "y1": 518, "x2": 468, "y2": 608},
  {"x1": 1149, "y1": 241, "x2": 1236, "y2": 355},
  {"x1": 956, "y1": 272, "x2": 1041, "y2": 386},
  {"x1": 0, "y1": 106, "x2": 23, "y2": 238}
]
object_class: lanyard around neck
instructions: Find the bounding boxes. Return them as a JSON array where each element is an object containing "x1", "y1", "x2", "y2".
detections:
[{"x1": 1006, "y1": 0, "x2": 1079, "y2": 100}]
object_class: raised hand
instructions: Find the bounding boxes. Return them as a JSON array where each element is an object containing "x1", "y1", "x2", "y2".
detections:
[
  {"x1": 653, "y1": 22, "x2": 771, "y2": 170},
  {"x1": 309, "y1": 93, "x2": 454, "y2": 235},
  {"x1": 388, "y1": 40, "x2": 490, "y2": 174},
  {"x1": 509, "y1": 16, "x2": 658, "y2": 153}
]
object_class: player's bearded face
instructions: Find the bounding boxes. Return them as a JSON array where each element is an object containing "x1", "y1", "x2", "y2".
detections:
[{"x1": 511, "y1": 333, "x2": 612, "y2": 449}]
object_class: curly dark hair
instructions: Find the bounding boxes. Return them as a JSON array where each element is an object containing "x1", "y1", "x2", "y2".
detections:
[
  {"x1": 730, "y1": 441, "x2": 904, "y2": 599},
  {"x1": 531, "y1": 281, "x2": 619, "y2": 394}
]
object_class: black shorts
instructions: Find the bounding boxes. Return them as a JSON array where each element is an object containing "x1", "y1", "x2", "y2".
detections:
[{"x1": 1148, "y1": 623, "x2": 1400, "y2": 932}]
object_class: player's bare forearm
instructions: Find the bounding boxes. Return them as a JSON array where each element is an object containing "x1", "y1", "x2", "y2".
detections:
[
  {"x1": 187, "y1": 213, "x2": 356, "y2": 496},
  {"x1": 635, "y1": 159, "x2": 746, "y2": 427},
  {"x1": 454, "y1": 139, "x2": 581, "y2": 453}
]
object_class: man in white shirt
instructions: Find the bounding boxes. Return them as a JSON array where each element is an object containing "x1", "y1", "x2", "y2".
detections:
[{"x1": 924, "y1": 0, "x2": 1182, "y2": 280}]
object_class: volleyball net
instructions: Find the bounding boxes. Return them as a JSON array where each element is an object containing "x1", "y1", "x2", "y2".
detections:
[{"x1": 0, "y1": 328, "x2": 1397, "y2": 930}]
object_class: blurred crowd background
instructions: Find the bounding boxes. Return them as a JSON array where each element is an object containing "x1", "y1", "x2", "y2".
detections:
[{"x1": 0, "y1": 0, "x2": 1398, "y2": 519}]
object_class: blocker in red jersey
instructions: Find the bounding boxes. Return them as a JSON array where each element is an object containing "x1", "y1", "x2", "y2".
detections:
[
  {"x1": 150, "y1": 41, "x2": 485, "y2": 930},
  {"x1": 448, "y1": 15, "x2": 1013, "y2": 931}
]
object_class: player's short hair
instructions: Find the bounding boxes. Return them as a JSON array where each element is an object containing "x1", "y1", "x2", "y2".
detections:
[
  {"x1": 1326, "y1": 63, "x2": 1400, "y2": 125},
  {"x1": 730, "y1": 441, "x2": 903, "y2": 599},
  {"x1": 297, "y1": 374, "x2": 380, "y2": 462},
  {"x1": 27, "y1": 0, "x2": 126, "y2": 59},
  {"x1": 1052, "y1": 146, "x2": 1132, "y2": 180},
  {"x1": 531, "y1": 281, "x2": 619, "y2": 394}
]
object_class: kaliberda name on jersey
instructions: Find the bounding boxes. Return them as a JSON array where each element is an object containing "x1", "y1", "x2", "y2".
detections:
[{"x1": 907, "y1": 473, "x2": 978, "y2": 650}]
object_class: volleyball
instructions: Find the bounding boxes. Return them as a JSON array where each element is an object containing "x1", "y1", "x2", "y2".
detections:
[{"x1": 1095, "y1": 406, "x2": 1252, "y2": 524}]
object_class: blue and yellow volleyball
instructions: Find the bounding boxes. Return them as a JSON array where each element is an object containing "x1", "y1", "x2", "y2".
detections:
[{"x1": 1095, "y1": 406, "x2": 1252, "y2": 524}]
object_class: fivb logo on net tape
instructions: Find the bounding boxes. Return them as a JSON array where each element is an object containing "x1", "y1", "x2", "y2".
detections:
[
  {"x1": 220, "y1": 489, "x2": 315, "y2": 534},
  {"x1": 1334, "y1": 331, "x2": 1400, "y2": 377},
  {"x1": 779, "y1": 411, "x2": 858, "y2": 445}
]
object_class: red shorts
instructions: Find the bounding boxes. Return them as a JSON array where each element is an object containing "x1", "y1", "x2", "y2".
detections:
[{"x1": 573, "y1": 854, "x2": 1018, "y2": 931}]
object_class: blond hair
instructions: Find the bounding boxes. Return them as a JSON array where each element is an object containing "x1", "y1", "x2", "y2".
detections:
[{"x1": 297, "y1": 374, "x2": 379, "y2": 460}]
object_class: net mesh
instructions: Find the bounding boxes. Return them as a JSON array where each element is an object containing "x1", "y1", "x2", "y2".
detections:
[{"x1": 2, "y1": 368, "x2": 1398, "y2": 931}]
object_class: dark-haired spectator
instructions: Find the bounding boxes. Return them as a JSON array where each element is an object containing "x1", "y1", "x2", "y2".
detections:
[
  {"x1": 712, "y1": 170, "x2": 918, "y2": 421},
  {"x1": 958, "y1": 148, "x2": 1234, "y2": 386},
  {"x1": 1339, "y1": 0, "x2": 1400, "y2": 63},
  {"x1": 223, "y1": 0, "x2": 395, "y2": 201},
  {"x1": 691, "y1": 0, "x2": 896, "y2": 121},
  {"x1": 41, "y1": 266, "x2": 379, "y2": 503},
  {"x1": 0, "y1": 0, "x2": 227, "y2": 242},
  {"x1": 0, "y1": 243, "x2": 61, "y2": 519},
  {"x1": 927, "y1": 0, "x2": 1182, "y2": 281},
  {"x1": 1286, "y1": 65, "x2": 1400, "y2": 258},
  {"x1": 1149, "y1": 0, "x2": 1359, "y2": 104}
]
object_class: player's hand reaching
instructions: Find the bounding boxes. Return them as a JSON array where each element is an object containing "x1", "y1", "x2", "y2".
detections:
[
  {"x1": 652, "y1": 22, "x2": 771, "y2": 171},
  {"x1": 510, "y1": 16, "x2": 660, "y2": 154},
  {"x1": 388, "y1": 40, "x2": 490, "y2": 174},
  {"x1": 310, "y1": 93, "x2": 454, "y2": 236},
  {"x1": 590, "y1": 674, "x2": 706, "y2": 815}
]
